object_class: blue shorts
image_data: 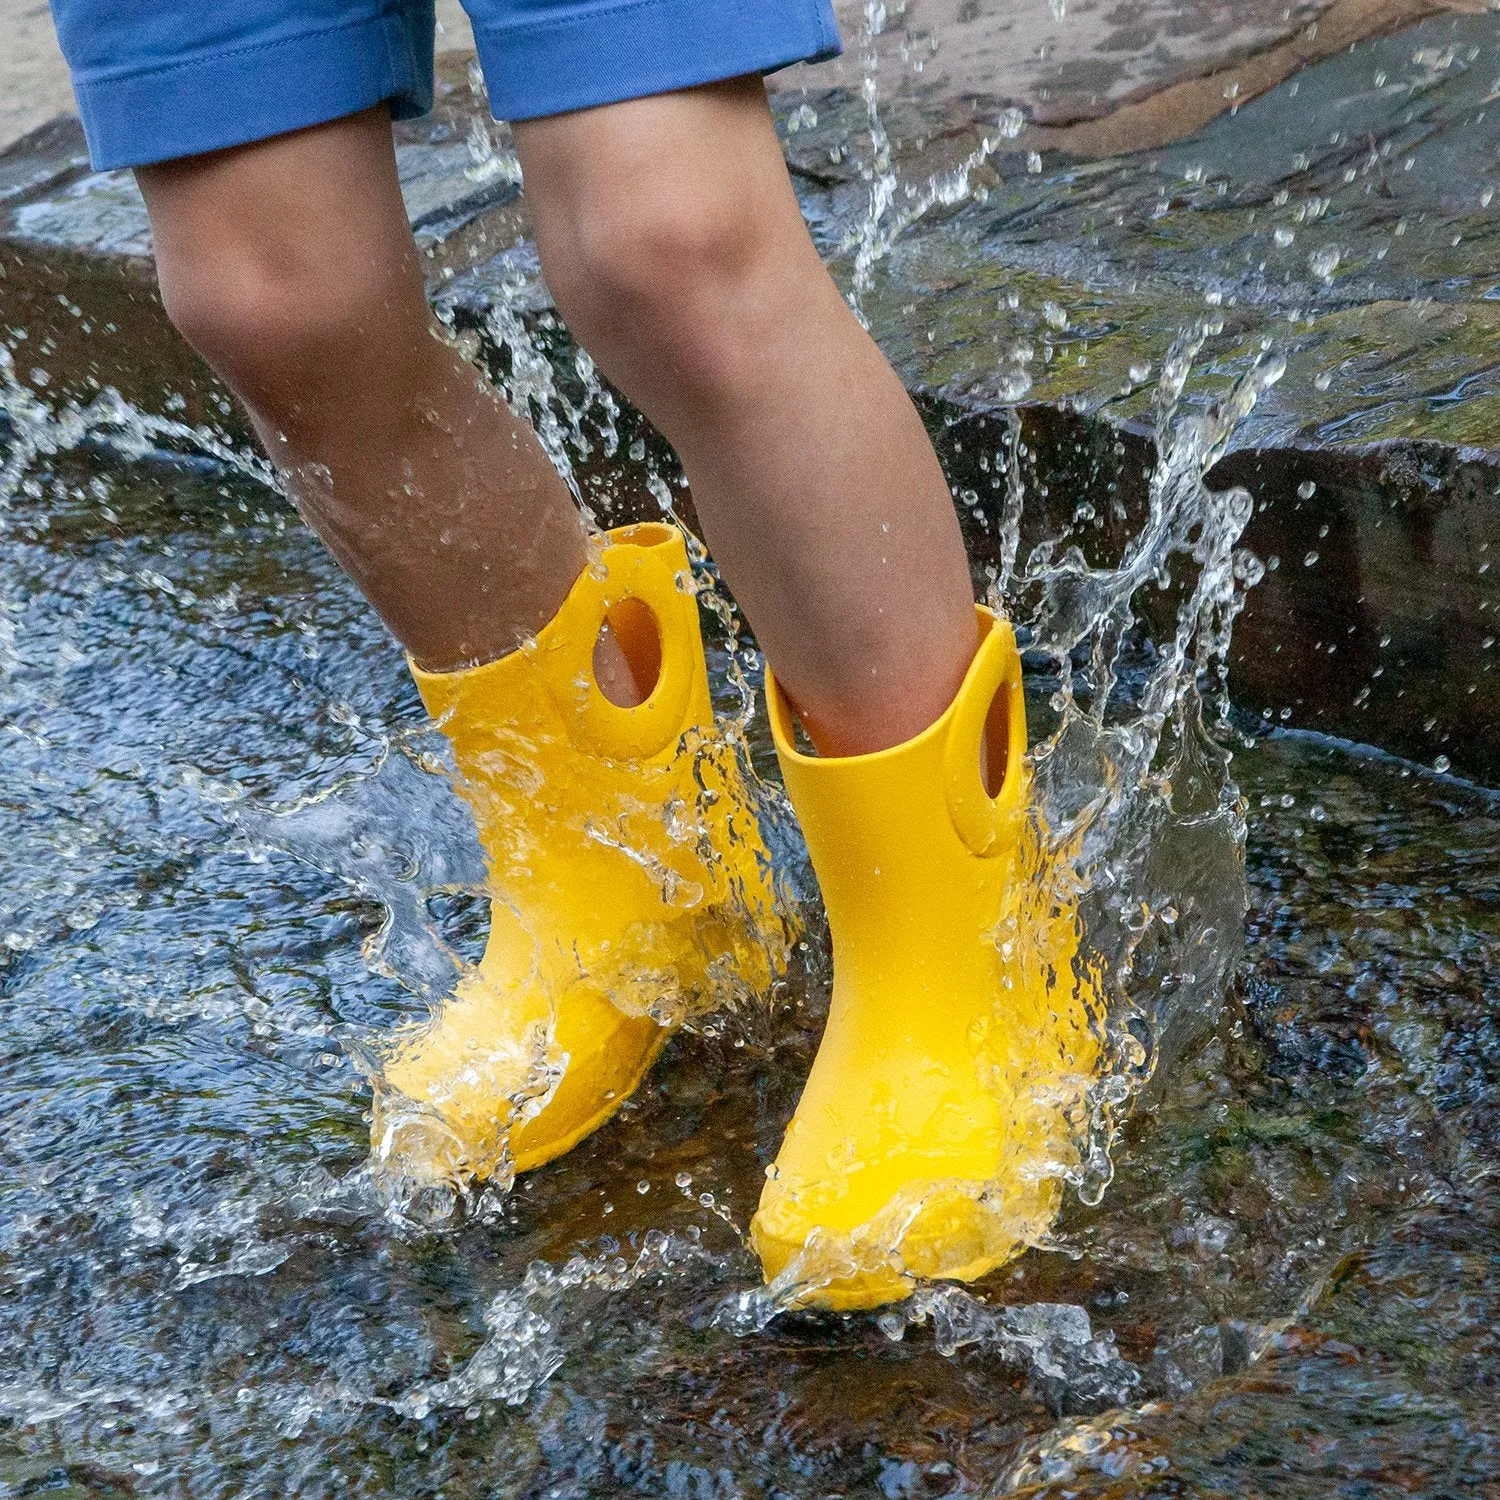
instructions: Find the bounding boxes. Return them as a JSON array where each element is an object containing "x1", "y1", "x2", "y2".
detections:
[{"x1": 50, "y1": 0, "x2": 842, "y2": 171}]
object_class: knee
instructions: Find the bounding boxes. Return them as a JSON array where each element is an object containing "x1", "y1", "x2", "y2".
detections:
[
  {"x1": 539, "y1": 181, "x2": 777, "y2": 394},
  {"x1": 156, "y1": 239, "x2": 417, "y2": 421}
]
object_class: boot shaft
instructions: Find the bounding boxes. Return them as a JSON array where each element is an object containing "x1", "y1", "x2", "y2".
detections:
[
  {"x1": 767, "y1": 610, "x2": 1031, "y2": 1020},
  {"x1": 410, "y1": 523, "x2": 777, "y2": 988}
]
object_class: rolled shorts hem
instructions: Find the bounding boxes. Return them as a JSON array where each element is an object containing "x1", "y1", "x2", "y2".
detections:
[
  {"x1": 71, "y1": 10, "x2": 435, "y2": 171},
  {"x1": 472, "y1": 0, "x2": 842, "y2": 122}
]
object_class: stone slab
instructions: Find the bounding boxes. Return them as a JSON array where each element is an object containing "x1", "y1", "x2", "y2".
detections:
[
  {"x1": 0, "y1": 112, "x2": 88, "y2": 206},
  {"x1": 777, "y1": 11, "x2": 1500, "y2": 454},
  {"x1": 782, "y1": 0, "x2": 1489, "y2": 143},
  {"x1": 3, "y1": 131, "x2": 520, "y2": 268}
]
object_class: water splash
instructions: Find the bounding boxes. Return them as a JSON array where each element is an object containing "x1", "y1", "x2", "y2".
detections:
[
  {"x1": 847, "y1": 0, "x2": 897, "y2": 312},
  {"x1": 1012, "y1": 328, "x2": 1283, "y2": 1202},
  {"x1": 845, "y1": 0, "x2": 1020, "y2": 308},
  {"x1": 391, "y1": 1231, "x2": 724, "y2": 1418},
  {"x1": 0, "y1": 339, "x2": 274, "y2": 505},
  {"x1": 461, "y1": 58, "x2": 524, "y2": 189},
  {"x1": 895, "y1": 1285, "x2": 1137, "y2": 1409}
]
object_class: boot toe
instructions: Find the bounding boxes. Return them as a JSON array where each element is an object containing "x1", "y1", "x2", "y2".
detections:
[
  {"x1": 751, "y1": 1176, "x2": 1041, "y2": 1312},
  {"x1": 377, "y1": 981, "x2": 670, "y2": 1182}
]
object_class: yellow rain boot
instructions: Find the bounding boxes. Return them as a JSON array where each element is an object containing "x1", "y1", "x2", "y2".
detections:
[
  {"x1": 750, "y1": 608, "x2": 1101, "y2": 1311},
  {"x1": 373, "y1": 522, "x2": 785, "y2": 1185}
]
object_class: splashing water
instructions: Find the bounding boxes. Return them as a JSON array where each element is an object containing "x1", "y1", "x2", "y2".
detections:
[
  {"x1": 0, "y1": 258, "x2": 1272, "y2": 1258},
  {"x1": 845, "y1": 0, "x2": 1019, "y2": 309},
  {"x1": 847, "y1": 0, "x2": 897, "y2": 311},
  {"x1": 0, "y1": 338, "x2": 275, "y2": 500},
  {"x1": 1017, "y1": 329, "x2": 1284, "y2": 1205}
]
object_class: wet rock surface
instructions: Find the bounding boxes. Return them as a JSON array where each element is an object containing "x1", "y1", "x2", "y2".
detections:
[
  {"x1": 781, "y1": 12, "x2": 1500, "y2": 443},
  {"x1": 789, "y1": 0, "x2": 1493, "y2": 150},
  {"x1": 796, "y1": 0, "x2": 1489, "y2": 122}
]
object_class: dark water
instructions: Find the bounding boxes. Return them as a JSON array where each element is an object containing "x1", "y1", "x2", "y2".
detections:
[{"x1": 2, "y1": 442, "x2": 1499, "y2": 1498}]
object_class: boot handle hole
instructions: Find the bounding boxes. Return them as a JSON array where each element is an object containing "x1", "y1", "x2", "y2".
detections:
[
  {"x1": 944, "y1": 611, "x2": 1027, "y2": 857},
  {"x1": 543, "y1": 528, "x2": 696, "y2": 759},
  {"x1": 981, "y1": 679, "x2": 1011, "y2": 798},
  {"x1": 593, "y1": 596, "x2": 663, "y2": 708}
]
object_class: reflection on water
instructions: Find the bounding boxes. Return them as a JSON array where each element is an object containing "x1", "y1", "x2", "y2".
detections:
[{"x1": 3, "y1": 329, "x2": 1499, "y2": 1489}]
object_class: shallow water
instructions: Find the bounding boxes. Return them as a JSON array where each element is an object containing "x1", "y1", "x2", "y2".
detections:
[{"x1": 2, "y1": 424, "x2": 1498, "y2": 1496}]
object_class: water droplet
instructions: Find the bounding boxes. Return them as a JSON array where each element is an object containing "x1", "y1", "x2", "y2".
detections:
[
  {"x1": 997, "y1": 368, "x2": 1033, "y2": 402},
  {"x1": 1434, "y1": 755, "x2": 1452, "y2": 774},
  {"x1": 1304, "y1": 551, "x2": 1320, "y2": 567},
  {"x1": 1309, "y1": 246, "x2": 1342, "y2": 282},
  {"x1": 1298, "y1": 480, "x2": 1317, "y2": 499}
]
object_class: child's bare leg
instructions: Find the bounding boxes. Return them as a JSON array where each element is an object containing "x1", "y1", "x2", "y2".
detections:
[
  {"x1": 135, "y1": 106, "x2": 602, "y2": 678},
  {"x1": 514, "y1": 76, "x2": 976, "y2": 756},
  {"x1": 138, "y1": 92, "x2": 975, "y2": 753}
]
